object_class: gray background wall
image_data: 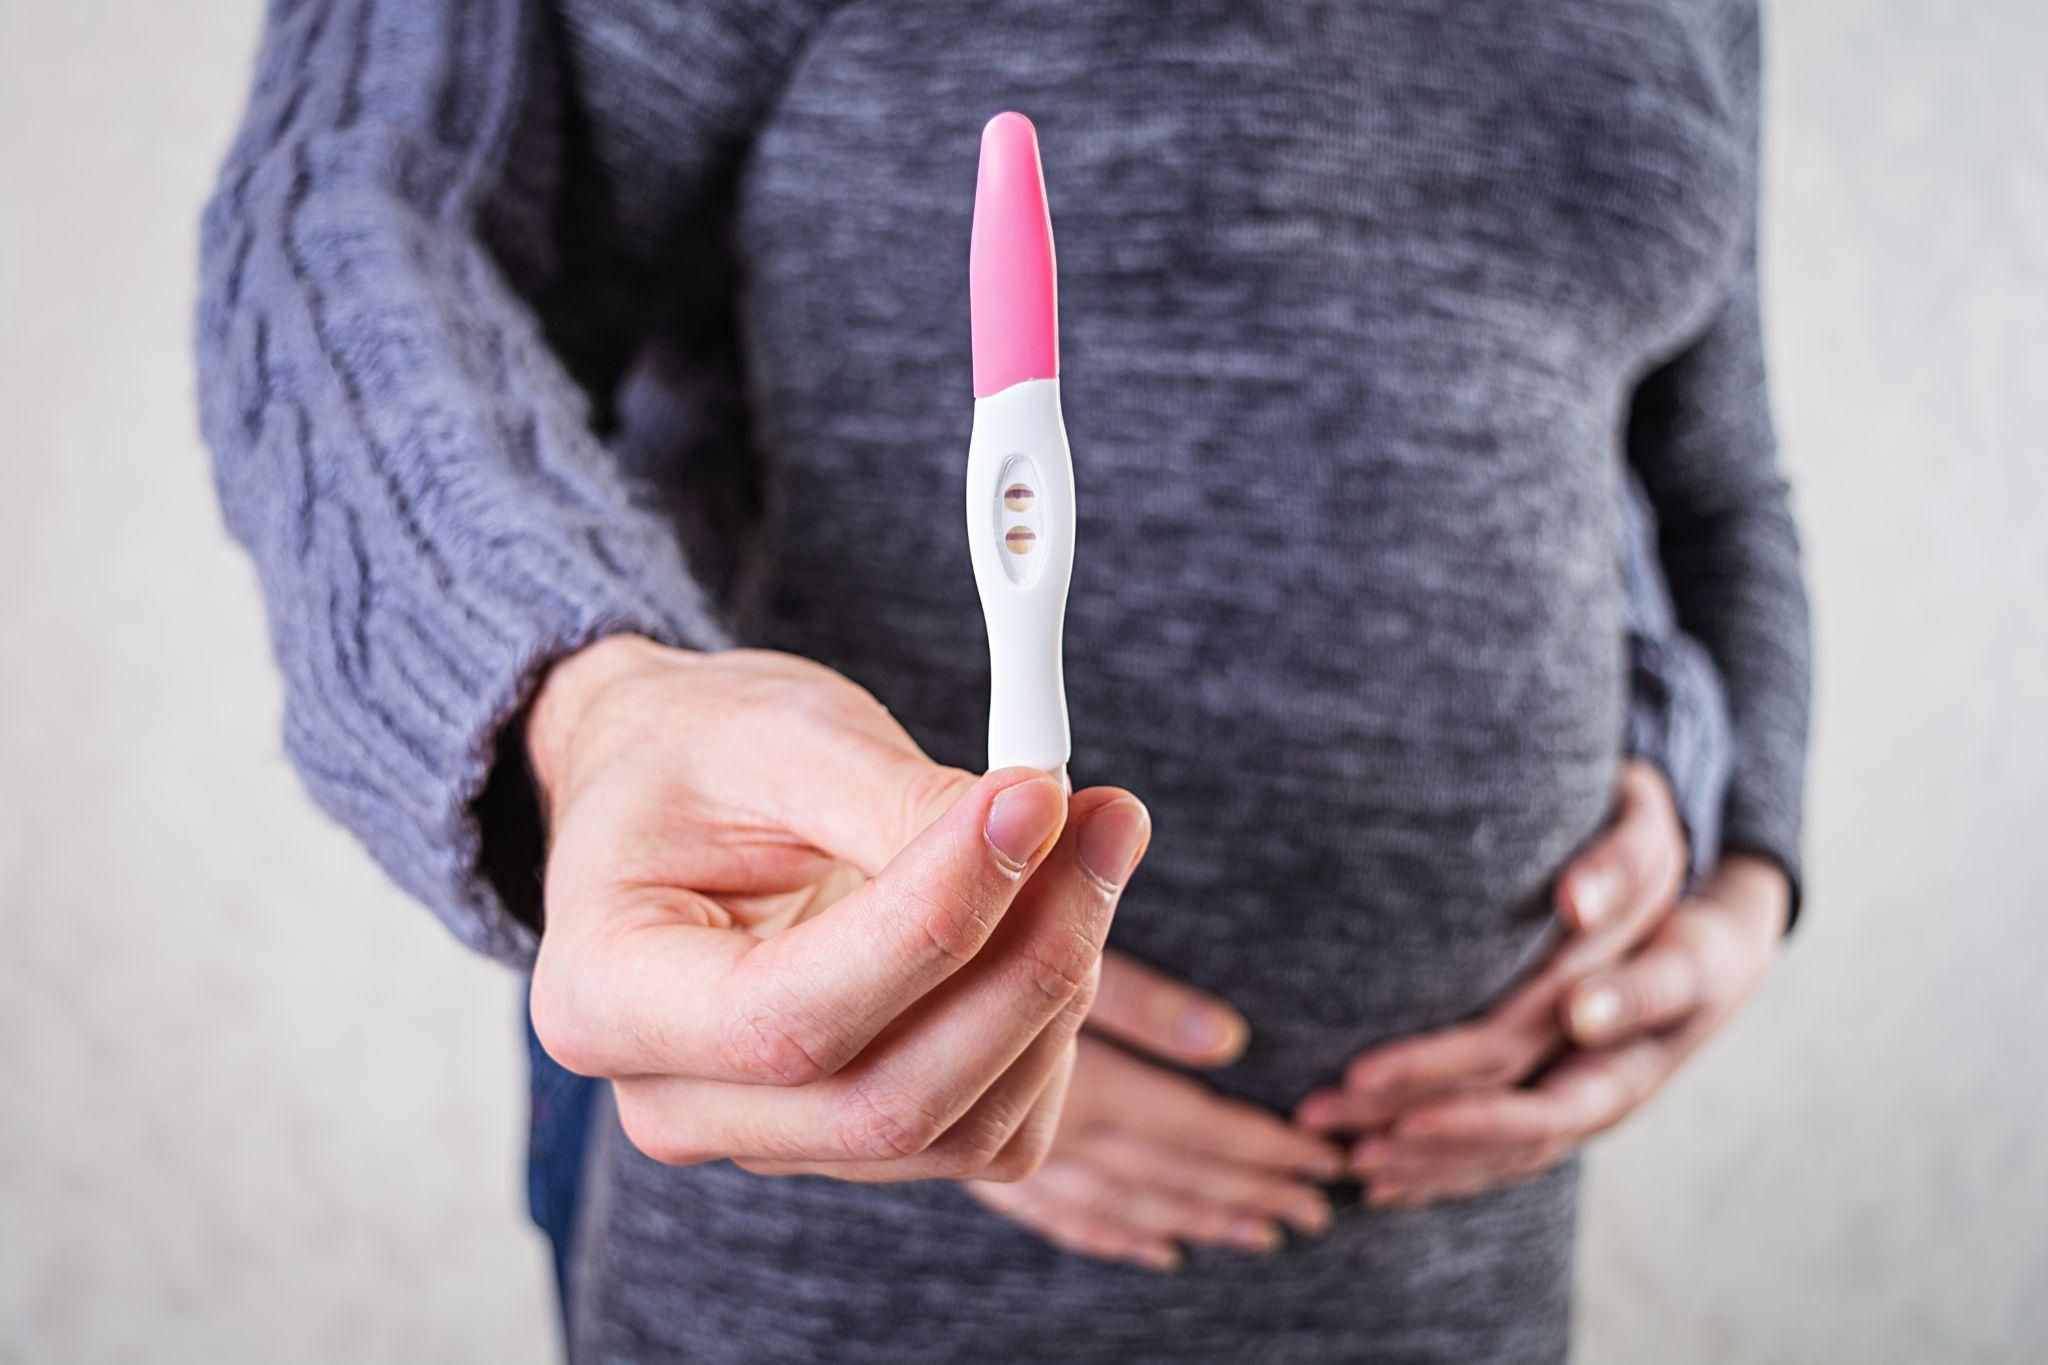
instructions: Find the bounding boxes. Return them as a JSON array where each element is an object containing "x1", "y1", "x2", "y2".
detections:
[{"x1": 2, "y1": 2, "x2": 2042, "y2": 1361}]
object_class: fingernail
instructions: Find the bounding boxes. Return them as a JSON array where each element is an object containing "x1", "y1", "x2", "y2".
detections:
[
  {"x1": 1572, "y1": 867, "x2": 1618, "y2": 929},
  {"x1": 1139, "y1": 1244, "x2": 1181, "y2": 1273},
  {"x1": 1309, "y1": 1148, "x2": 1347, "y2": 1180},
  {"x1": 1367, "y1": 1183, "x2": 1404, "y2": 1208},
  {"x1": 1078, "y1": 799, "x2": 1151, "y2": 887},
  {"x1": 1291, "y1": 1199, "x2": 1333, "y2": 1234},
  {"x1": 1173, "y1": 1003, "x2": 1247, "y2": 1060},
  {"x1": 985, "y1": 778, "x2": 1065, "y2": 867},
  {"x1": 1569, "y1": 985, "x2": 1623, "y2": 1043},
  {"x1": 1229, "y1": 1219, "x2": 1283, "y2": 1252}
]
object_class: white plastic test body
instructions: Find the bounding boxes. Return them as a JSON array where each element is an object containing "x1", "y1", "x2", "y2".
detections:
[
  {"x1": 967, "y1": 112, "x2": 1073, "y2": 785},
  {"x1": 966, "y1": 377, "x2": 1076, "y2": 780}
]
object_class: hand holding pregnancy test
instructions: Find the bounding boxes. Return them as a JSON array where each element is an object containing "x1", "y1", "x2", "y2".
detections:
[
  {"x1": 524, "y1": 647, "x2": 1141, "y2": 1183},
  {"x1": 519, "y1": 115, "x2": 1154, "y2": 1187},
  {"x1": 967, "y1": 111, "x2": 1076, "y2": 789}
]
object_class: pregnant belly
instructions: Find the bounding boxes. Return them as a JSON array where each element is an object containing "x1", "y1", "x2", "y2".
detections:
[
  {"x1": 1075, "y1": 598, "x2": 1623, "y2": 1106},
  {"x1": 762, "y1": 570, "x2": 1623, "y2": 1112}
]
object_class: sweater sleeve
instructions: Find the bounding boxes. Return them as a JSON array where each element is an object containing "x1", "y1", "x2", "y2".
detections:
[
  {"x1": 1625, "y1": 9, "x2": 1812, "y2": 919},
  {"x1": 194, "y1": 0, "x2": 781, "y2": 964},
  {"x1": 1616, "y1": 470, "x2": 1732, "y2": 884}
]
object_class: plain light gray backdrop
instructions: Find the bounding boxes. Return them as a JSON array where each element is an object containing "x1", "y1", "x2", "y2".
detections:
[{"x1": 3, "y1": 2, "x2": 2043, "y2": 1361}]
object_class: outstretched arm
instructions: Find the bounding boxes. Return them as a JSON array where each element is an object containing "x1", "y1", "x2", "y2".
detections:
[
  {"x1": 200, "y1": 2, "x2": 1151, "y2": 1184},
  {"x1": 195, "y1": 0, "x2": 814, "y2": 961}
]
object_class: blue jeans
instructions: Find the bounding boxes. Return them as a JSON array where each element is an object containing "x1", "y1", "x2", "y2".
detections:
[{"x1": 526, "y1": 1002, "x2": 598, "y2": 1331}]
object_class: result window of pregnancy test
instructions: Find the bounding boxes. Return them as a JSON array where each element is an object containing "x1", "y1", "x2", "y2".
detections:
[{"x1": 995, "y1": 454, "x2": 1045, "y2": 585}]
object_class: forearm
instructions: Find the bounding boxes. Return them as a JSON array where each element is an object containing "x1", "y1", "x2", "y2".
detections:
[
  {"x1": 1626, "y1": 11, "x2": 1812, "y2": 913},
  {"x1": 1629, "y1": 284, "x2": 1812, "y2": 903},
  {"x1": 196, "y1": 0, "x2": 725, "y2": 963}
]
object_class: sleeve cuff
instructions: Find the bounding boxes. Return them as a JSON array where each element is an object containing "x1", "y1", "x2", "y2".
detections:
[
  {"x1": 275, "y1": 520, "x2": 732, "y2": 969},
  {"x1": 1624, "y1": 630, "x2": 1733, "y2": 888}
]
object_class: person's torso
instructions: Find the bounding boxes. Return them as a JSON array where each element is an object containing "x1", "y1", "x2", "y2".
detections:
[
  {"x1": 706, "y1": 0, "x2": 1747, "y2": 1096},
  {"x1": 579, "y1": 4, "x2": 1752, "y2": 1354}
]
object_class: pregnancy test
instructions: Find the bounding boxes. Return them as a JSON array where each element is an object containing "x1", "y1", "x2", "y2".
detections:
[{"x1": 966, "y1": 111, "x2": 1075, "y2": 789}]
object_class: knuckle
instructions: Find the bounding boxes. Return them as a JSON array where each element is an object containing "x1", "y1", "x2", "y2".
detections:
[
  {"x1": 981, "y1": 1127, "x2": 1055, "y2": 1184},
  {"x1": 947, "y1": 1105, "x2": 1024, "y2": 1173},
  {"x1": 898, "y1": 877, "x2": 999, "y2": 972},
  {"x1": 716, "y1": 1000, "x2": 836, "y2": 1087},
  {"x1": 1016, "y1": 928, "x2": 1100, "y2": 1008},
  {"x1": 1064, "y1": 976, "x2": 1101, "y2": 1036},
  {"x1": 833, "y1": 1078, "x2": 950, "y2": 1161},
  {"x1": 916, "y1": 1145, "x2": 987, "y2": 1183}
]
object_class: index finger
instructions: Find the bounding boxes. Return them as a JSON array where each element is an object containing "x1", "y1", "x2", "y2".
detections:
[
  {"x1": 1089, "y1": 951, "x2": 1249, "y2": 1068},
  {"x1": 540, "y1": 768, "x2": 1066, "y2": 1086},
  {"x1": 1089, "y1": 1043, "x2": 1344, "y2": 1177},
  {"x1": 1298, "y1": 972, "x2": 1565, "y2": 1132},
  {"x1": 1389, "y1": 1040, "x2": 1675, "y2": 1147},
  {"x1": 633, "y1": 791, "x2": 1144, "y2": 1173}
]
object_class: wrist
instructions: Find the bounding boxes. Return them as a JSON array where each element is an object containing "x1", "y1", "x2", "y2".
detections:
[{"x1": 527, "y1": 633, "x2": 675, "y2": 810}]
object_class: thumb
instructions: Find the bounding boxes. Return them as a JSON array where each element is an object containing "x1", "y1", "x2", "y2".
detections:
[
  {"x1": 739, "y1": 690, "x2": 985, "y2": 876},
  {"x1": 733, "y1": 767, "x2": 1070, "y2": 1079},
  {"x1": 1088, "y1": 950, "x2": 1249, "y2": 1067},
  {"x1": 797, "y1": 742, "x2": 986, "y2": 878}
]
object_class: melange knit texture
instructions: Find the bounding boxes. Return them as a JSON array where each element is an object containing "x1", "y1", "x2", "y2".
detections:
[{"x1": 196, "y1": 2, "x2": 1809, "y2": 1362}]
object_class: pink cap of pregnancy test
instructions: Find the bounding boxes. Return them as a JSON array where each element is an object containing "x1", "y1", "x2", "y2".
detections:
[{"x1": 970, "y1": 111, "x2": 1059, "y2": 398}]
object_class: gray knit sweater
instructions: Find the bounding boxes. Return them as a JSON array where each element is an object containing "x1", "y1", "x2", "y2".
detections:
[{"x1": 196, "y1": 2, "x2": 1808, "y2": 1361}]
